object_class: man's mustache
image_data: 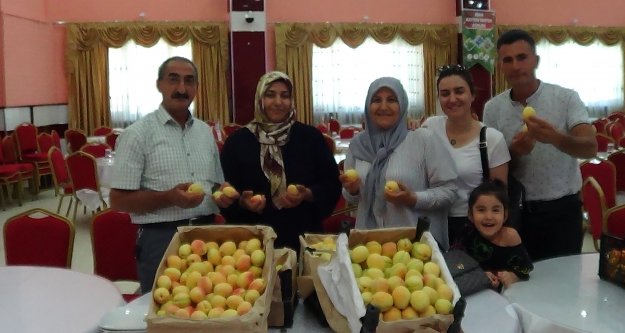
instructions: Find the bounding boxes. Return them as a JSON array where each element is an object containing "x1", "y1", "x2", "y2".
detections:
[{"x1": 172, "y1": 92, "x2": 190, "y2": 99}]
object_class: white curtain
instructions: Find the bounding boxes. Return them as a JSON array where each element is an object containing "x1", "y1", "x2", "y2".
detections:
[
  {"x1": 536, "y1": 39, "x2": 624, "y2": 118},
  {"x1": 108, "y1": 39, "x2": 193, "y2": 128},
  {"x1": 312, "y1": 37, "x2": 425, "y2": 126}
]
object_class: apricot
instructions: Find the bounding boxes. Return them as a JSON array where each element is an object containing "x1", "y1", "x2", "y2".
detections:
[{"x1": 391, "y1": 285, "x2": 411, "y2": 309}]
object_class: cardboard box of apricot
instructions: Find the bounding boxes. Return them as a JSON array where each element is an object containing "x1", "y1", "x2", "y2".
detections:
[
  {"x1": 300, "y1": 227, "x2": 461, "y2": 333},
  {"x1": 146, "y1": 225, "x2": 277, "y2": 333}
]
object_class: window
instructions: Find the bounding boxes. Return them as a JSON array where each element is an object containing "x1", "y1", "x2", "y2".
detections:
[
  {"x1": 536, "y1": 39, "x2": 623, "y2": 118},
  {"x1": 108, "y1": 39, "x2": 192, "y2": 128},
  {"x1": 312, "y1": 37, "x2": 424, "y2": 125}
]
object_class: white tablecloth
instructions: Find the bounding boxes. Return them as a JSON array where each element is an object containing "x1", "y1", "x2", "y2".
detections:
[
  {"x1": 504, "y1": 253, "x2": 625, "y2": 333},
  {"x1": 0, "y1": 266, "x2": 124, "y2": 333}
]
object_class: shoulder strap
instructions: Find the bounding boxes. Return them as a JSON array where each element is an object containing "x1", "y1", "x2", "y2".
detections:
[{"x1": 479, "y1": 126, "x2": 489, "y2": 182}]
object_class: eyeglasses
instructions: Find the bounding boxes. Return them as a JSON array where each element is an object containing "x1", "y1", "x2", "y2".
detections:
[{"x1": 437, "y1": 64, "x2": 468, "y2": 75}]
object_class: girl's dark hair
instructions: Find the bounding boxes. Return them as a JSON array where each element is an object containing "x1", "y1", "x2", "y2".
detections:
[
  {"x1": 468, "y1": 179, "x2": 509, "y2": 212},
  {"x1": 436, "y1": 64, "x2": 475, "y2": 95}
]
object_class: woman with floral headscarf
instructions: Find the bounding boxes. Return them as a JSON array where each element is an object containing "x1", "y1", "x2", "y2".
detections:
[
  {"x1": 340, "y1": 77, "x2": 458, "y2": 249},
  {"x1": 218, "y1": 71, "x2": 341, "y2": 250}
]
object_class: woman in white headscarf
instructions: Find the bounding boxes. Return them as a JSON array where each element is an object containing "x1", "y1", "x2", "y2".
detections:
[
  {"x1": 340, "y1": 77, "x2": 458, "y2": 249},
  {"x1": 218, "y1": 71, "x2": 341, "y2": 251}
]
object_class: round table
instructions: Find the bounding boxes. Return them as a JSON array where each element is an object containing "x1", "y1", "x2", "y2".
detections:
[
  {"x1": 504, "y1": 253, "x2": 625, "y2": 333},
  {"x1": 0, "y1": 266, "x2": 125, "y2": 333},
  {"x1": 265, "y1": 289, "x2": 520, "y2": 333}
]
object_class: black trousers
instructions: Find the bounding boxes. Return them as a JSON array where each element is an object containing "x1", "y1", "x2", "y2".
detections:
[
  {"x1": 136, "y1": 215, "x2": 214, "y2": 293},
  {"x1": 521, "y1": 193, "x2": 584, "y2": 262}
]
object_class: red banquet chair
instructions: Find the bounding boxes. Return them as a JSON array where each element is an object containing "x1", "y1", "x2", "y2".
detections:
[
  {"x1": 48, "y1": 146, "x2": 75, "y2": 216},
  {"x1": 592, "y1": 118, "x2": 609, "y2": 135},
  {"x1": 322, "y1": 204, "x2": 357, "y2": 234},
  {"x1": 105, "y1": 132, "x2": 119, "y2": 150},
  {"x1": 37, "y1": 132, "x2": 54, "y2": 157},
  {"x1": 607, "y1": 150, "x2": 625, "y2": 191},
  {"x1": 329, "y1": 119, "x2": 341, "y2": 134},
  {"x1": 91, "y1": 209, "x2": 141, "y2": 301},
  {"x1": 322, "y1": 134, "x2": 336, "y2": 155},
  {"x1": 3, "y1": 208, "x2": 75, "y2": 268},
  {"x1": 339, "y1": 127, "x2": 357, "y2": 139},
  {"x1": 50, "y1": 130, "x2": 62, "y2": 150},
  {"x1": 66, "y1": 151, "x2": 108, "y2": 221},
  {"x1": 223, "y1": 124, "x2": 242, "y2": 138},
  {"x1": 580, "y1": 159, "x2": 617, "y2": 209},
  {"x1": 14, "y1": 123, "x2": 52, "y2": 194},
  {"x1": 605, "y1": 205, "x2": 625, "y2": 240},
  {"x1": 64, "y1": 128, "x2": 87, "y2": 153},
  {"x1": 581, "y1": 177, "x2": 607, "y2": 252},
  {"x1": 80, "y1": 142, "x2": 112, "y2": 158},
  {"x1": 606, "y1": 121, "x2": 625, "y2": 145},
  {"x1": 93, "y1": 126, "x2": 113, "y2": 136},
  {"x1": 316, "y1": 123, "x2": 329, "y2": 134},
  {"x1": 595, "y1": 133, "x2": 615, "y2": 152},
  {"x1": 1, "y1": 135, "x2": 36, "y2": 204}
]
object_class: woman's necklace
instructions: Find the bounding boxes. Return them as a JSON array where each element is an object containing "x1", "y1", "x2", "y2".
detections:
[{"x1": 449, "y1": 138, "x2": 457, "y2": 146}]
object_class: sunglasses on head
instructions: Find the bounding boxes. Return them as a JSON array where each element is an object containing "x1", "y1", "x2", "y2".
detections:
[{"x1": 437, "y1": 64, "x2": 469, "y2": 75}]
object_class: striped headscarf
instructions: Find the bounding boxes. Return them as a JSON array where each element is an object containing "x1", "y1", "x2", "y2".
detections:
[{"x1": 246, "y1": 71, "x2": 296, "y2": 209}]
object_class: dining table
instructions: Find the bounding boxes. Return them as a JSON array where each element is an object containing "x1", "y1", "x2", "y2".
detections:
[
  {"x1": 104, "y1": 288, "x2": 519, "y2": 333},
  {"x1": 0, "y1": 266, "x2": 125, "y2": 333},
  {"x1": 503, "y1": 253, "x2": 625, "y2": 333}
]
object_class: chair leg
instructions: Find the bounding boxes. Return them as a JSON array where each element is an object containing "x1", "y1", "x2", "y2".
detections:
[
  {"x1": 57, "y1": 195, "x2": 65, "y2": 214},
  {"x1": 66, "y1": 197, "x2": 74, "y2": 217},
  {"x1": 72, "y1": 197, "x2": 79, "y2": 221},
  {"x1": 15, "y1": 180, "x2": 24, "y2": 206},
  {"x1": 0, "y1": 184, "x2": 6, "y2": 211}
]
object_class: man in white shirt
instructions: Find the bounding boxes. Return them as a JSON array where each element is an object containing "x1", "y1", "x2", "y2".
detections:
[{"x1": 483, "y1": 29, "x2": 597, "y2": 261}]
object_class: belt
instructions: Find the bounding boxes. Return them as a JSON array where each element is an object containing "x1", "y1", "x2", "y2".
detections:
[
  {"x1": 140, "y1": 215, "x2": 215, "y2": 229},
  {"x1": 524, "y1": 193, "x2": 580, "y2": 214}
]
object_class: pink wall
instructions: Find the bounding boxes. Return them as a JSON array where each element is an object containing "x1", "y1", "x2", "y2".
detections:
[{"x1": 1, "y1": 0, "x2": 624, "y2": 107}]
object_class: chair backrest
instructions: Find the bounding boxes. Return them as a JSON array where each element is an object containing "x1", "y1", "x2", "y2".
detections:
[
  {"x1": 14, "y1": 122, "x2": 39, "y2": 155},
  {"x1": 607, "y1": 151, "x2": 625, "y2": 191},
  {"x1": 223, "y1": 124, "x2": 242, "y2": 137},
  {"x1": 105, "y1": 132, "x2": 119, "y2": 150},
  {"x1": 2, "y1": 135, "x2": 20, "y2": 164},
  {"x1": 607, "y1": 121, "x2": 625, "y2": 144},
  {"x1": 595, "y1": 133, "x2": 614, "y2": 152},
  {"x1": 64, "y1": 129, "x2": 87, "y2": 153},
  {"x1": 66, "y1": 151, "x2": 100, "y2": 192},
  {"x1": 592, "y1": 118, "x2": 609, "y2": 134},
  {"x1": 91, "y1": 209, "x2": 138, "y2": 281},
  {"x1": 3, "y1": 208, "x2": 74, "y2": 268},
  {"x1": 581, "y1": 177, "x2": 607, "y2": 251},
  {"x1": 580, "y1": 159, "x2": 617, "y2": 209},
  {"x1": 322, "y1": 134, "x2": 336, "y2": 154},
  {"x1": 316, "y1": 124, "x2": 329, "y2": 134},
  {"x1": 80, "y1": 142, "x2": 111, "y2": 158},
  {"x1": 93, "y1": 126, "x2": 113, "y2": 136},
  {"x1": 48, "y1": 146, "x2": 71, "y2": 187},
  {"x1": 605, "y1": 205, "x2": 625, "y2": 240},
  {"x1": 329, "y1": 119, "x2": 341, "y2": 134},
  {"x1": 50, "y1": 130, "x2": 62, "y2": 149},
  {"x1": 339, "y1": 127, "x2": 356, "y2": 139},
  {"x1": 38, "y1": 132, "x2": 54, "y2": 157}
]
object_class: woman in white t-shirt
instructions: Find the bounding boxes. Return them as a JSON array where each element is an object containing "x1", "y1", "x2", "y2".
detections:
[{"x1": 422, "y1": 65, "x2": 510, "y2": 247}]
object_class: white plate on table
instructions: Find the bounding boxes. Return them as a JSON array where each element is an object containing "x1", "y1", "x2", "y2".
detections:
[{"x1": 98, "y1": 293, "x2": 150, "y2": 332}]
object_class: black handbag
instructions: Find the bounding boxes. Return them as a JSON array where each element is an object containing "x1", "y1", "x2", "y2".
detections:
[
  {"x1": 443, "y1": 249, "x2": 491, "y2": 296},
  {"x1": 479, "y1": 126, "x2": 525, "y2": 230}
]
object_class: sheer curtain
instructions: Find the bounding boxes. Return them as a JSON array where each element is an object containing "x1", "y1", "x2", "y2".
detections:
[
  {"x1": 536, "y1": 39, "x2": 624, "y2": 118},
  {"x1": 312, "y1": 37, "x2": 424, "y2": 125},
  {"x1": 108, "y1": 39, "x2": 193, "y2": 128}
]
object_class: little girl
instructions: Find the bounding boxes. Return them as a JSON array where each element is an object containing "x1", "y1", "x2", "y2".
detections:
[{"x1": 464, "y1": 179, "x2": 533, "y2": 289}]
